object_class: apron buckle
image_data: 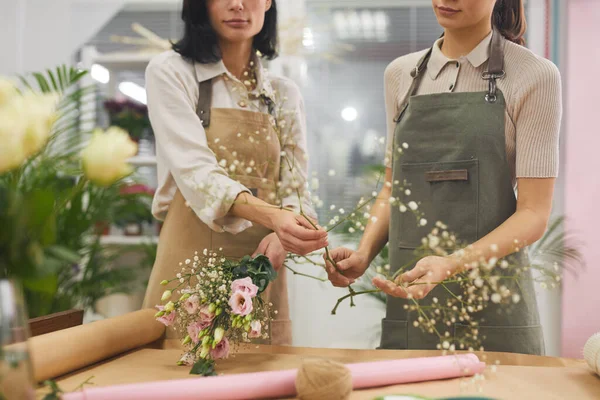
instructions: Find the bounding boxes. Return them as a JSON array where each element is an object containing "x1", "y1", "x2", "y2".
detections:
[{"x1": 482, "y1": 71, "x2": 504, "y2": 104}]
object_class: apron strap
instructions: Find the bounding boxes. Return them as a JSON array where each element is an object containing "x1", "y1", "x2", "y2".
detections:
[
  {"x1": 482, "y1": 29, "x2": 506, "y2": 103},
  {"x1": 395, "y1": 28, "x2": 507, "y2": 121},
  {"x1": 197, "y1": 79, "x2": 213, "y2": 128},
  {"x1": 194, "y1": 68, "x2": 278, "y2": 127},
  {"x1": 393, "y1": 49, "x2": 433, "y2": 122}
]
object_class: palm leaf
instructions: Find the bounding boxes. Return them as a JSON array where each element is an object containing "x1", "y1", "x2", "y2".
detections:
[
  {"x1": 33, "y1": 72, "x2": 51, "y2": 92},
  {"x1": 529, "y1": 216, "x2": 585, "y2": 278},
  {"x1": 20, "y1": 66, "x2": 95, "y2": 161},
  {"x1": 47, "y1": 69, "x2": 59, "y2": 92}
]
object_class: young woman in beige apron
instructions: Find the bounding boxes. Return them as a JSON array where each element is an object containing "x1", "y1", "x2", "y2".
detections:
[
  {"x1": 325, "y1": 0, "x2": 561, "y2": 355},
  {"x1": 142, "y1": 0, "x2": 326, "y2": 345}
]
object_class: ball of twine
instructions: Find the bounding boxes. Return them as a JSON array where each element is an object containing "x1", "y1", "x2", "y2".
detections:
[
  {"x1": 295, "y1": 358, "x2": 353, "y2": 400},
  {"x1": 583, "y1": 332, "x2": 600, "y2": 376}
]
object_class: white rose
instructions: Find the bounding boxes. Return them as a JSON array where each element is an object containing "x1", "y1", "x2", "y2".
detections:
[
  {"x1": 17, "y1": 92, "x2": 59, "y2": 157},
  {"x1": 0, "y1": 78, "x2": 18, "y2": 107},
  {"x1": 0, "y1": 103, "x2": 28, "y2": 173},
  {"x1": 82, "y1": 126, "x2": 138, "y2": 186}
]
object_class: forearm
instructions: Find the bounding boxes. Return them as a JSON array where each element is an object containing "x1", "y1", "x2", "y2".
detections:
[
  {"x1": 357, "y1": 188, "x2": 392, "y2": 263},
  {"x1": 229, "y1": 192, "x2": 282, "y2": 230},
  {"x1": 451, "y1": 208, "x2": 548, "y2": 270}
]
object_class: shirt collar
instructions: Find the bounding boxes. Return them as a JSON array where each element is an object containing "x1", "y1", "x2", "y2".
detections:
[
  {"x1": 427, "y1": 31, "x2": 493, "y2": 80},
  {"x1": 194, "y1": 53, "x2": 276, "y2": 101}
]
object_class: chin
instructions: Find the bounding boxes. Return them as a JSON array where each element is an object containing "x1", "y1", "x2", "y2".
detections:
[
  {"x1": 436, "y1": 18, "x2": 468, "y2": 31},
  {"x1": 222, "y1": 30, "x2": 255, "y2": 43}
]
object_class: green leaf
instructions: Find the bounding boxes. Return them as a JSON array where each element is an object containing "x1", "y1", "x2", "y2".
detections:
[
  {"x1": 23, "y1": 274, "x2": 59, "y2": 295},
  {"x1": 189, "y1": 359, "x2": 217, "y2": 376},
  {"x1": 24, "y1": 190, "x2": 57, "y2": 246},
  {"x1": 41, "y1": 379, "x2": 63, "y2": 400},
  {"x1": 43, "y1": 380, "x2": 61, "y2": 393},
  {"x1": 57, "y1": 66, "x2": 67, "y2": 89},
  {"x1": 47, "y1": 69, "x2": 59, "y2": 92},
  {"x1": 18, "y1": 75, "x2": 33, "y2": 91},
  {"x1": 33, "y1": 72, "x2": 51, "y2": 92},
  {"x1": 46, "y1": 245, "x2": 80, "y2": 264}
]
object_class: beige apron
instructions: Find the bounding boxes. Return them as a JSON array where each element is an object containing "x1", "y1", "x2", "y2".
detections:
[{"x1": 143, "y1": 79, "x2": 292, "y2": 345}]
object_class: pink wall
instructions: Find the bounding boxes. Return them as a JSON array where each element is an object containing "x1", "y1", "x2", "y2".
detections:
[{"x1": 562, "y1": 0, "x2": 600, "y2": 358}]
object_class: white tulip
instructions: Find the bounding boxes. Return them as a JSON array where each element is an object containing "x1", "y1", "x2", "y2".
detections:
[{"x1": 82, "y1": 127, "x2": 138, "y2": 186}]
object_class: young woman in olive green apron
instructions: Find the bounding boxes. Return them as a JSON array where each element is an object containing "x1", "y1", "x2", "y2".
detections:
[
  {"x1": 143, "y1": 0, "x2": 326, "y2": 346},
  {"x1": 325, "y1": 0, "x2": 561, "y2": 355}
]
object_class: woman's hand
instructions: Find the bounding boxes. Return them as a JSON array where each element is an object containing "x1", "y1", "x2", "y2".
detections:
[
  {"x1": 372, "y1": 256, "x2": 462, "y2": 299},
  {"x1": 324, "y1": 248, "x2": 370, "y2": 287},
  {"x1": 252, "y1": 233, "x2": 287, "y2": 271},
  {"x1": 270, "y1": 210, "x2": 328, "y2": 256}
]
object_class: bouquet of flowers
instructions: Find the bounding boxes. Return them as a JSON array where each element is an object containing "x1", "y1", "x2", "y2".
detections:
[{"x1": 155, "y1": 250, "x2": 277, "y2": 376}]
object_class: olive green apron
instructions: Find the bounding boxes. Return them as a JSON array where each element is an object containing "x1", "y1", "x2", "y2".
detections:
[
  {"x1": 143, "y1": 75, "x2": 292, "y2": 346},
  {"x1": 381, "y1": 30, "x2": 544, "y2": 355}
]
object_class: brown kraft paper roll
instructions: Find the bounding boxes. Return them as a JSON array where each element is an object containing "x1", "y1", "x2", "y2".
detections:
[{"x1": 29, "y1": 308, "x2": 165, "y2": 382}]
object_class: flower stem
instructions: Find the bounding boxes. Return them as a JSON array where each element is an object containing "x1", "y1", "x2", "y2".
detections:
[
  {"x1": 284, "y1": 264, "x2": 327, "y2": 282},
  {"x1": 73, "y1": 376, "x2": 95, "y2": 391},
  {"x1": 331, "y1": 289, "x2": 382, "y2": 315},
  {"x1": 300, "y1": 211, "x2": 358, "y2": 306}
]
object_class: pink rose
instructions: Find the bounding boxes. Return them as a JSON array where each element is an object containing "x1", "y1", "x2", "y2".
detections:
[
  {"x1": 199, "y1": 305, "x2": 215, "y2": 323},
  {"x1": 187, "y1": 320, "x2": 211, "y2": 344},
  {"x1": 231, "y1": 277, "x2": 259, "y2": 298},
  {"x1": 229, "y1": 291, "x2": 253, "y2": 316},
  {"x1": 210, "y1": 337, "x2": 230, "y2": 360},
  {"x1": 248, "y1": 320, "x2": 262, "y2": 339},
  {"x1": 155, "y1": 305, "x2": 176, "y2": 327},
  {"x1": 183, "y1": 295, "x2": 200, "y2": 315}
]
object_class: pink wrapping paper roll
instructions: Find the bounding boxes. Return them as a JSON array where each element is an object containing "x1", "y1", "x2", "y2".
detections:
[{"x1": 63, "y1": 354, "x2": 485, "y2": 400}]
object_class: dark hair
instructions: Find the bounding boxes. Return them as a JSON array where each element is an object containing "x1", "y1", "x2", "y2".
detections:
[
  {"x1": 492, "y1": 0, "x2": 527, "y2": 46},
  {"x1": 173, "y1": 0, "x2": 278, "y2": 64}
]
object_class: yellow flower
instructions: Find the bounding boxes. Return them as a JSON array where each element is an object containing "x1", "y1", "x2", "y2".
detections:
[{"x1": 81, "y1": 127, "x2": 137, "y2": 186}]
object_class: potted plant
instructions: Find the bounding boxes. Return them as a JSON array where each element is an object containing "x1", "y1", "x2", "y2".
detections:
[
  {"x1": 113, "y1": 184, "x2": 155, "y2": 236},
  {"x1": 103, "y1": 98, "x2": 152, "y2": 145},
  {"x1": 0, "y1": 67, "x2": 140, "y2": 393}
]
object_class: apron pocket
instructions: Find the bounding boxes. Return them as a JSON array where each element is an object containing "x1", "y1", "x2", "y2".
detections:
[
  {"x1": 379, "y1": 319, "x2": 408, "y2": 349},
  {"x1": 454, "y1": 323, "x2": 545, "y2": 355},
  {"x1": 393, "y1": 159, "x2": 479, "y2": 249}
]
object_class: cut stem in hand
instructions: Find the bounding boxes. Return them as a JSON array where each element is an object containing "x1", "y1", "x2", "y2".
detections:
[{"x1": 301, "y1": 211, "x2": 358, "y2": 306}]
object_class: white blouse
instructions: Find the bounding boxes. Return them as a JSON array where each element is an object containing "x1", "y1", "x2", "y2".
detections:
[{"x1": 145, "y1": 50, "x2": 316, "y2": 234}]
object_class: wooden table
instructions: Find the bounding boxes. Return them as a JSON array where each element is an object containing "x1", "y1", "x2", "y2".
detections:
[{"x1": 38, "y1": 342, "x2": 600, "y2": 399}]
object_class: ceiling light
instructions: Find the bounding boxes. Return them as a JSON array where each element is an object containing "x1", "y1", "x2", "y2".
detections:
[
  {"x1": 118, "y1": 81, "x2": 147, "y2": 104},
  {"x1": 341, "y1": 107, "x2": 358, "y2": 122},
  {"x1": 91, "y1": 64, "x2": 110, "y2": 84}
]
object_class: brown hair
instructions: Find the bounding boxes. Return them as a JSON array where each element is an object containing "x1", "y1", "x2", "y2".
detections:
[{"x1": 492, "y1": 0, "x2": 527, "y2": 46}]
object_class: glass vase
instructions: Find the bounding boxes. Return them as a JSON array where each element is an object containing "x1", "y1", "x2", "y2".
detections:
[{"x1": 0, "y1": 279, "x2": 35, "y2": 400}]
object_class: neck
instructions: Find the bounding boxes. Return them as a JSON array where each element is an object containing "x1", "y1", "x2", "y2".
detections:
[
  {"x1": 219, "y1": 39, "x2": 254, "y2": 79},
  {"x1": 441, "y1": 21, "x2": 492, "y2": 59}
]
